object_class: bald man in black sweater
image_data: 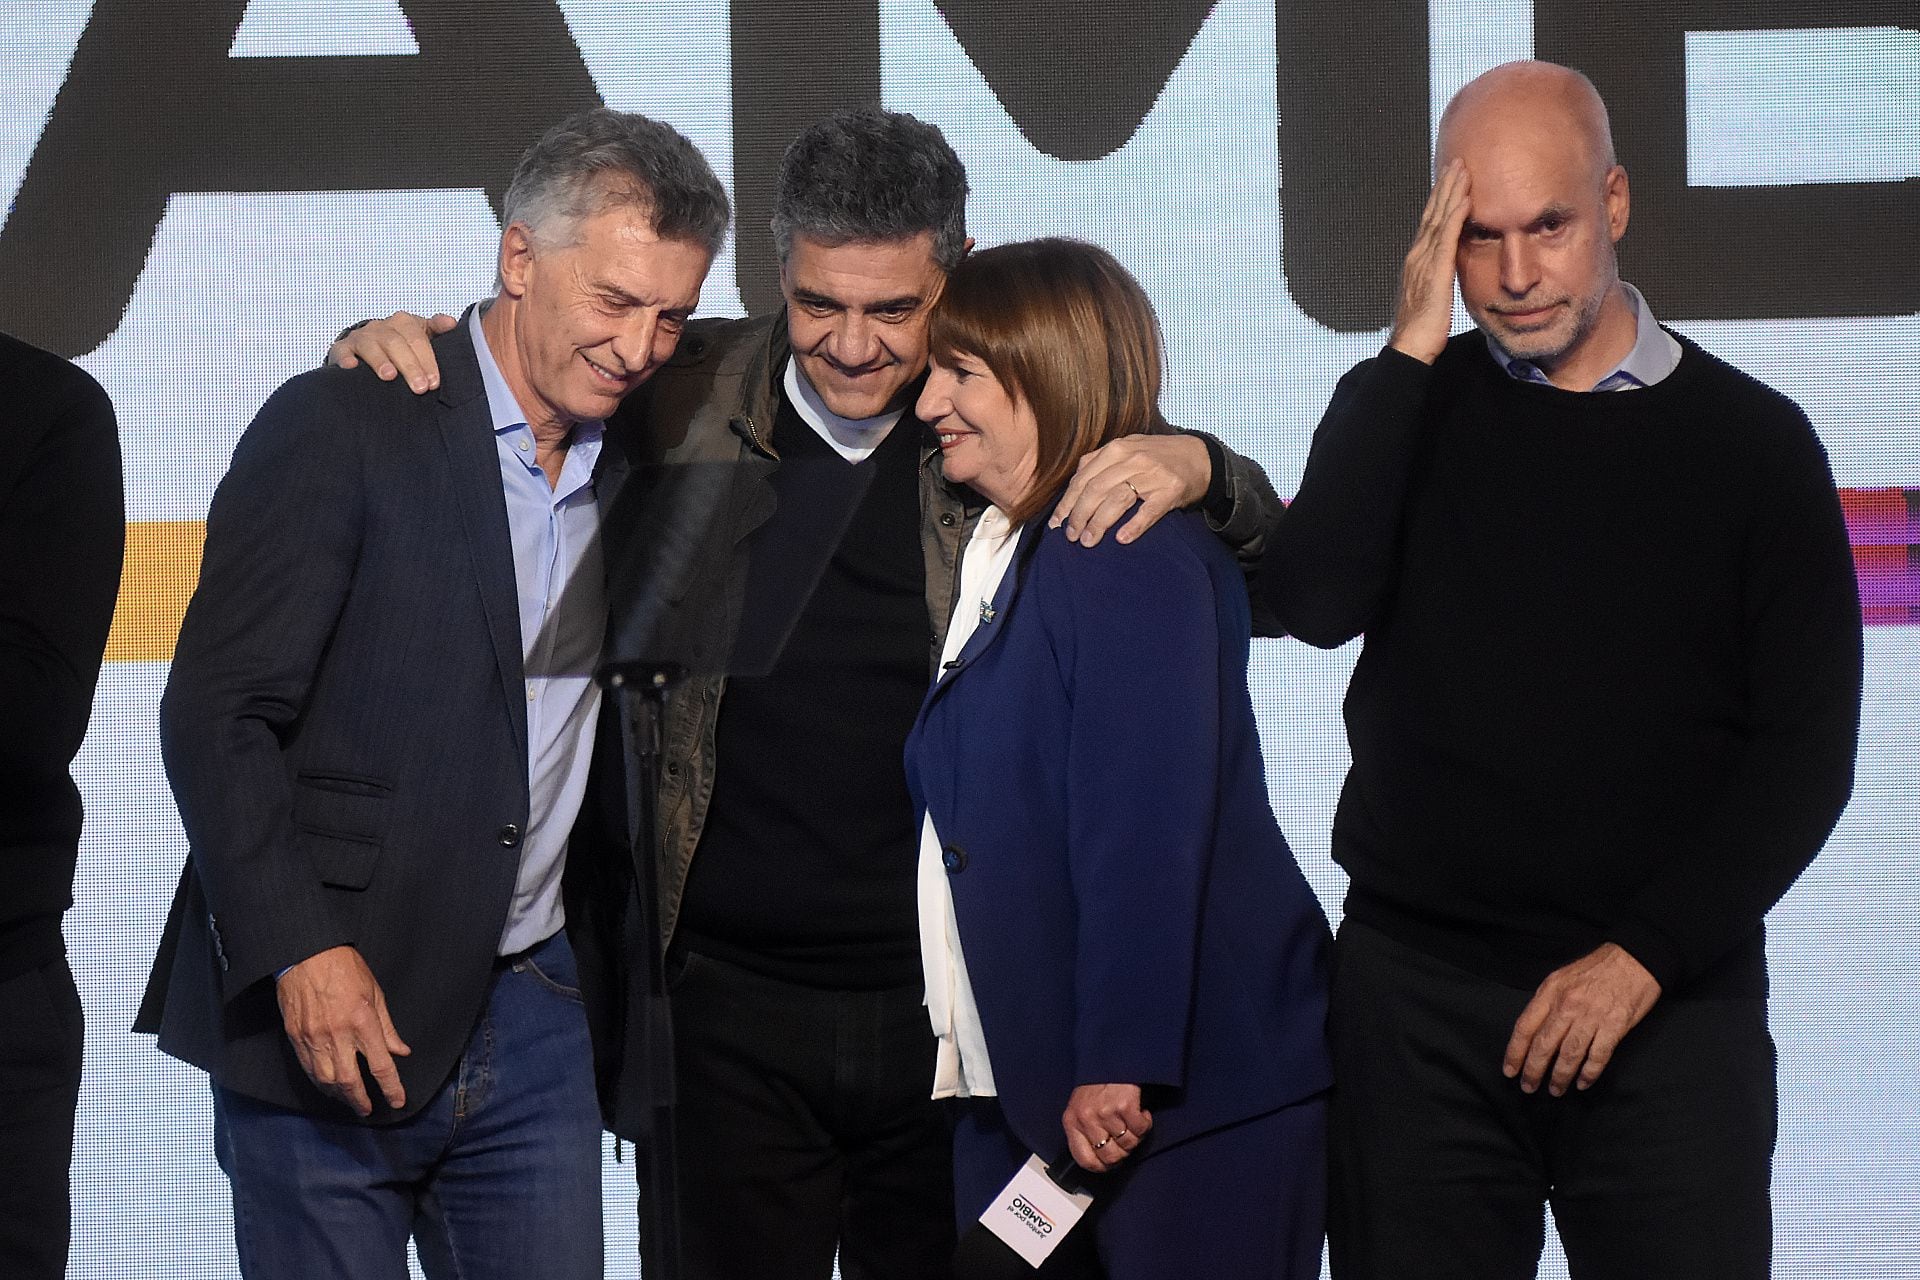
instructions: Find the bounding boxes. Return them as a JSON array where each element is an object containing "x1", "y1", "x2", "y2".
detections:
[
  {"x1": 1262, "y1": 62, "x2": 1862, "y2": 1278},
  {"x1": 0, "y1": 331, "x2": 124, "y2": 1280}
]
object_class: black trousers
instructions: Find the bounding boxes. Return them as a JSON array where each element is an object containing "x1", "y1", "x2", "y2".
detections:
[
  {"x1": 664, "y1": 950, "x2": 956, "y2": 1280},
  {"x1": 0, "y1": 956, "x2": 85, "y2": 1280},
  {"x1": 1328, "y1": 921, "x2": 1775, "y2": 1280}
]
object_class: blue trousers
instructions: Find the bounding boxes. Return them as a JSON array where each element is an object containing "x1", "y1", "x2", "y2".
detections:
[
  {"x1": 213, "y1": 930, "x2": 605, "y2": 1280},
  {"x1": 952, "y1": 1092, "x2": 1328, "y2": 1280}
]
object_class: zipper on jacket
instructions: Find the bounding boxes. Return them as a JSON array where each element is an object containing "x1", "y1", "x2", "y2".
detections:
[{"x1": 732, "y1": 414, "x2": 778, "y2": 461}]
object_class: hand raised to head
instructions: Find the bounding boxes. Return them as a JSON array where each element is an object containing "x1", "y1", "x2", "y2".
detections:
[
  {"x1": 325, "y1": 310, "x2": 458, "y2": 394},
  {"x1": 1388, "y1": 159, "x2": 1472, "y2": 365}
]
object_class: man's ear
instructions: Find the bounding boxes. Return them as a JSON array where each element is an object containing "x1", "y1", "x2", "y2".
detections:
[
  {"x1": 1605, "y1": 165, "x2": 1630, "y2": 244},
  {"x1": 498, "y1": 222, "x2": 536, "y2": 299}
]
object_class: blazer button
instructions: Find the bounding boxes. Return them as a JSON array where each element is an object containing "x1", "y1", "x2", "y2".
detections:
[
  {"x1": 499, "y1": 824, "x2": 523, "y2": 847},
  {"x1": 941, "y1": 844, "x2": 967, "y2": 873}
]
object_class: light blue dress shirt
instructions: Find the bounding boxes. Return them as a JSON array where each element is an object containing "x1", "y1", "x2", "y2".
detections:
[
  {"x1": 470, "y1": 307, "x2": 608, "y2": 956},
  {"x1": 1486, "y1": 281, "x2": 1682, "y2": 391}
]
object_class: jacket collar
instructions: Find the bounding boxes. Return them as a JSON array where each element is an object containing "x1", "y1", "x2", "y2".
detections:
[
  {"x1": 434, "y1": 303, "x2": 490, "y2": 414},
  {"x1": 926, "y1": 516, "x2": 1046, "y2": 700},
  {"x1": 721, "y1": 314, "x2": 789, "y2": 459},
  {"x1": 434, "y1": 306, "x2": 529, "y2": 769}
]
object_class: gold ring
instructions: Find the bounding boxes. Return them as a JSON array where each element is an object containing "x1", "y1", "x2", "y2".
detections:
[{"x1": 1124, "y1": 481, "x2": 1141, "y2": 502}]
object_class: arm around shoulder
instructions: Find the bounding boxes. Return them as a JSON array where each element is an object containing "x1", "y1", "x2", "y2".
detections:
[{"x1": 1186, "y1": 429, "x2": 1289, "y2": 635}]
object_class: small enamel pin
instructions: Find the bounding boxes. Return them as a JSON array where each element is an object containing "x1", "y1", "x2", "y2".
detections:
[{"x1": 979, "y1": 599, "x2": 997, "y2": 625}]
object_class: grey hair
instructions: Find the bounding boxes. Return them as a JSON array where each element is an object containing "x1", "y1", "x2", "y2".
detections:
[
  {"x1": 501, "y1": 108, "x2": 731, "y2": 262},
  {"x1": 770, "y1": 107, "x2": 969, "y2": 269}
]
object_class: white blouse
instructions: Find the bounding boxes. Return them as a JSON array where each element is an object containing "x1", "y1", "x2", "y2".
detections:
[{"x1": 917, "y1": 504, "x2": 1021, "y2": 1099}]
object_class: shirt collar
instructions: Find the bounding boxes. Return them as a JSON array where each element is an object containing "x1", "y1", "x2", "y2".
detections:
[
  {"x1": 469, "y1": 304, "x2": 605, "y2": 451},
  {"x1": 782, "y1": 356, "x2": 907, "y2": 461},
  {"x1": 1486, "y1": 281, "x2": 1683, "y2": 392}
]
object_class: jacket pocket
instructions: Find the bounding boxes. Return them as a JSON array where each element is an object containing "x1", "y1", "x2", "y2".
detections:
[
  {"x1": 292, "y1": 773, "x2": 393, "y2": 890},
  {"x1": 297, "y1": 831, "x2": 380, "y2": 890}
]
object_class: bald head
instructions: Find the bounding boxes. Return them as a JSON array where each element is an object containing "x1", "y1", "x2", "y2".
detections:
[
  {"x1": 1437, "y1": 61, "x2": 1615, "y2": 187},
  {"x1": 1431, "y1": 61, "x2": 1638, "y2": 390}
]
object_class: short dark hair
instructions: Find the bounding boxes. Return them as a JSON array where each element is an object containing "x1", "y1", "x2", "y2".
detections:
[
  {"x1": 502, "y1": 108, "x2": 731, "y2": 258},
  {"x1": 930, "y1": 238, "x2": 1170, "y2": 526},
  {"x1": 770, "y1": 107, "x2": 969, "y2": 269}
]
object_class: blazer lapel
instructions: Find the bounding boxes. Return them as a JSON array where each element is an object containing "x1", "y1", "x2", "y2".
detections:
[
  {"x1": 594, "y1": 428, "x2": 632, "y2": 514},
  {"x1": 923, "y1": 518, "x2": 1045, "y2": 706},
  {"x1": 435, "y1": 313, "x2": 529, "y2": 767}
]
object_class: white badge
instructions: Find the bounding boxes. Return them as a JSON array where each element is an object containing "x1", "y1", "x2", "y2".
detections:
[{"x1": 980, "y1": 1154, "x2": 1096, "y2": 1267}]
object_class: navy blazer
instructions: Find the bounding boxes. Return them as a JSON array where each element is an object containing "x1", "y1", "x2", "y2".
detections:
[
  {"x1": 906, "y1": 510, "x2": 1332, "y2": 1164},
  {"x1": 137, "y1": 317, "x2": 626, "y2": 1120}
]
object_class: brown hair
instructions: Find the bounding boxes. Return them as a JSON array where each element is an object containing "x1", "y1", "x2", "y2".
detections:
[{"x1": 928, "y1": 237, "x2": 1170, "y2": 525}]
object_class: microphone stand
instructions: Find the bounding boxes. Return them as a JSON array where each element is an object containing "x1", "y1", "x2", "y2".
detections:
[{"x1": 598, "y1": 660, "x2": 686, "y2": 1280}]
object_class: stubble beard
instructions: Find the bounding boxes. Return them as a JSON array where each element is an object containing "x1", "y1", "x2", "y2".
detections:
[{"x1": 1484, "y1": 271, "x2": 1617, "y2": 372}]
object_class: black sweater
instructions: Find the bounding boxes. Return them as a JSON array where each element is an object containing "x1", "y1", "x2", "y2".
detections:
[
  {"x1": 1262, "y1": 332, "x2": 1862, "y2": 998},
  {"x1": 0, "y1": 332, "x2": 124, "y2": 979},
  {"x1": 675, "y1": 392, "x2": 930, "y2": 989}
]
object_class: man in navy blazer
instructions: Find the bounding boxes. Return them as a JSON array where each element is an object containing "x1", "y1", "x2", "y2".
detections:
[{"x1": 135, "y1": 110, "x2": 728, "y2": 1278}]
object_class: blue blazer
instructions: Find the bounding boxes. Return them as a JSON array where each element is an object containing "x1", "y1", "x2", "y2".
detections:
[
  {"x1": 904, "y1": 510, "x2": 1331, "y2": 1165},
  {"x1": 136, "y1": 317, "x2": 628, "y2": 1120}
]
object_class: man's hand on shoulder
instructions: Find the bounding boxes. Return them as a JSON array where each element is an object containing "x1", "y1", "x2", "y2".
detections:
[
  {"x1": 1503, "y1": 942, "x2": 1661, "y2": 1097},
  {"x1": 1049, "y1": 434, "x2": 1211, "y2": 547},
  {"x1": 1388, "y1": 159, "x2": 1471, "y2": 365},
  {"x1": 326, "y1": 311, "x2": 458, "y2": 394},
  {"x1": 276, "y1": 944, "x2": 412, "y2": 1117}
]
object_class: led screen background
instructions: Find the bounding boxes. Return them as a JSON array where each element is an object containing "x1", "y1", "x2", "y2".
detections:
[{"x1": 2, "y1": 1, "x2": 1915, "y2": 1275}]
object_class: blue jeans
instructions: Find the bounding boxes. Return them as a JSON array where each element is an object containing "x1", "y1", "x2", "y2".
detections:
[{"x1": 213, "y1": 931, "x2": 605, "y2": 1280}]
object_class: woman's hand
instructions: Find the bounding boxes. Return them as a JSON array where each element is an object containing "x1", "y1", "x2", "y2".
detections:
[{"x1": 1062, "y1": 1083, "x2": 1152, "y2": 1172}]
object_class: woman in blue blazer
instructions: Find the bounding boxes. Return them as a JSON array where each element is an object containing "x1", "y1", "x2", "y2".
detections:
[{"x1": 907, "y1": 238, "x2": 1332, "y2": 1278}]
